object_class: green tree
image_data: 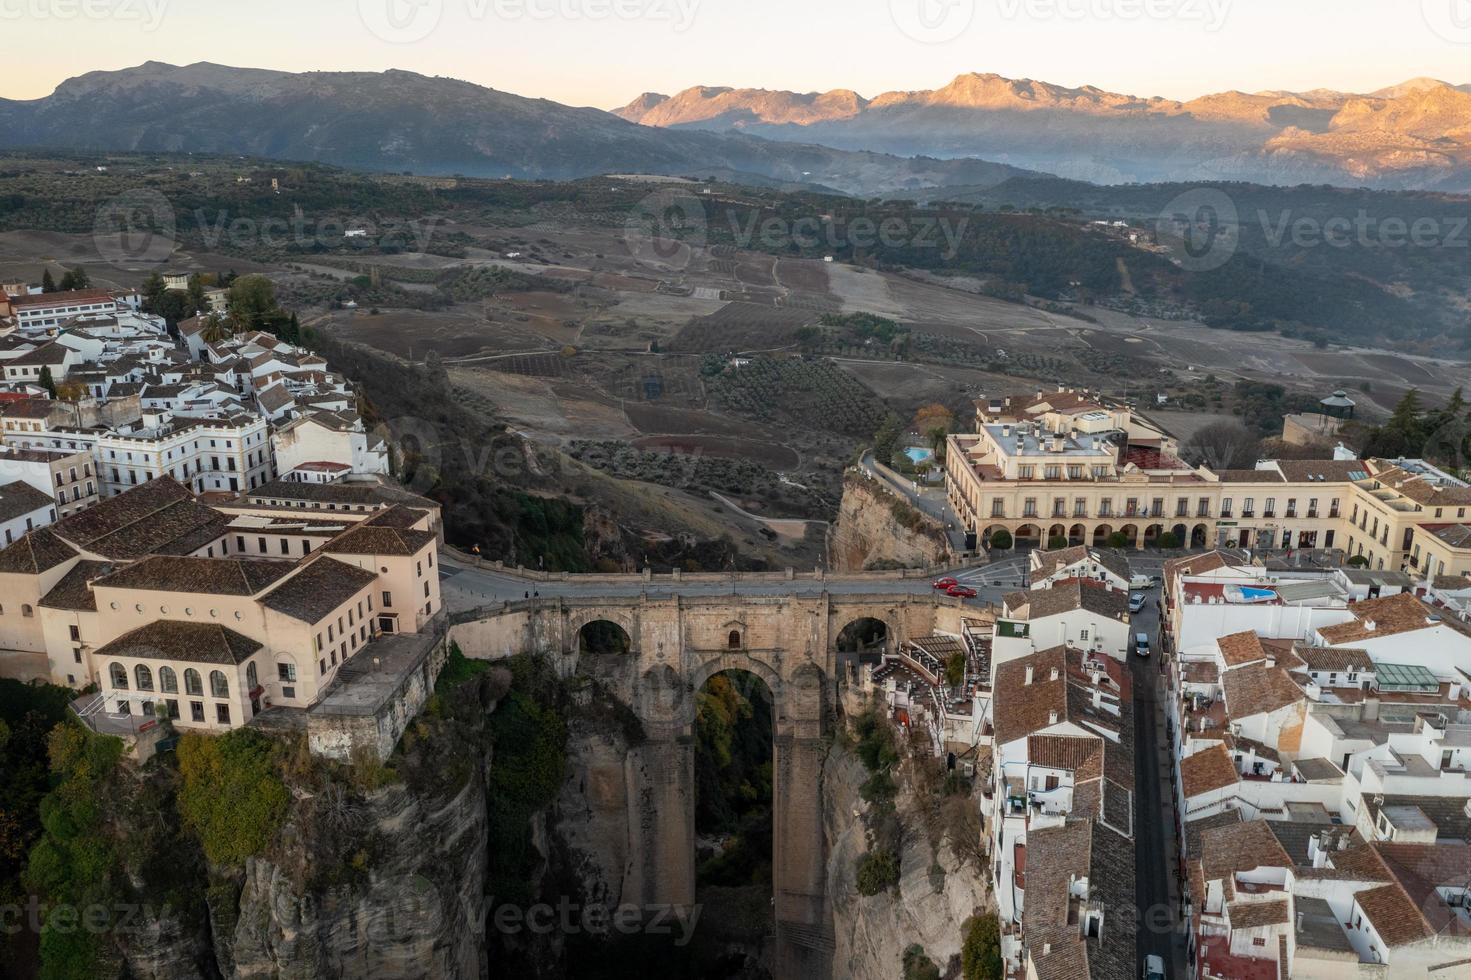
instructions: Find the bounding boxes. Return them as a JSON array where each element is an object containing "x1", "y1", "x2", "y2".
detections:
[
  {"x1": 988, "y1": 529, "x2": 1013, "y2": 551},
  {"x1": 961, "y1": 914, "x2": 1003, "y2": 980},
  {"x1": 38, "y1": 366, "x2": 57, "y2": 399},
  {"x1": 139, "y1": 271, "x2": 166, "y2": 313},
  {"x1": 944, "y1": 652, "x2": 966, "y2": 689},
  {"x1": 40, "y1": 268, "x2": 56, "y2": 293},
  {"x1": 227, "y1": 274, "x2": 279, "y2": 333},
  {"x1": 57, "y1": 267, "x2": 90, "y2": 291},
  {"x1": 1158, "y1": 532, "x2": 1182, "y2": 549},
  {"x1": 873, "y1": 412, "x2": 904, "y2": 468}
]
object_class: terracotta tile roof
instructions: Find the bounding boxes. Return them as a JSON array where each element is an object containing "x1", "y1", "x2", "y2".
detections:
[
  {"x1": 1221, "y1": 663, "x2": 1305, "y2": 718},
  {"x1": 1216, "y1": 468, "x2": 1285, "y2": 483},
  {"x1": 1027, "y1": 734, "x2": 1104, "y2": 778},
  {"x1": 0, "y1": 480, "x2": 54, "y2": 523},
  {"x1": 992, "y1": 647, "x2": 1070, "y2": 746},
  {"x1": 1003, "y1": 581, "x2": 1130, "y2": 622},
  {"x1": 1374, "y1": 843, "x2": 1471, "y2": 941},
  {"x1": 1023, "y1": 820, "x2": 1138, "y2": 980},
  {"x1": 1217, "y1": 631, "x2": 1269, "y2": 668},
  {"x1": 9, "y1": 288, "x2": 112, "y2": 309},
  {"x1": 94, "y1": 556, "x2": 297, "y2": 596},
  {"x1": 1293, "y1": 645, "x2": 1373, "y2": 674},
  {"x1": 259, "y1": 557, "x2": 378, "y2": 623},
  {"x1": 1273, "y1": 459, "x2": 1366, "y2": 483},
  {"x1": 50, "y1": 478, "x2": 228, "y2": 561},
  {"x1": 95, "y1": 620, "x2": 261, "y2": 666},
  {"x1": 1369, "y1": 463, "x2": 1471, "y2": 507},
  {"x1": 0, "y1": 398, "x2": 66, "y2": 419},
  {"x1": 1228, "y1": 899, "x2": 1289, "y2": 930},
  {"x1": 1181, "y1": 744, "x2": 1238, "y2": 798},
  {"x1": 0, "y1": 527, "x2": 78, "y2": 574},
  {"x1": 322, "y1": 521, "x2": 436, "y2": 558},
  {"x1": 1355, "y1": 883, "x2": 1435, "y2": 948},
  {"x1": 38, "y1": 560, "x2": 112, "y2": 611},
  {"x1": 1200, "y1": 821, "x2": 1294, "y2": 888},
  {"x1": 1164, "y1": 550, "x2": 1246, "y2": 582},
  {"x1": 1318, "y1": 592, "x2": 1462, "y2": 645}
]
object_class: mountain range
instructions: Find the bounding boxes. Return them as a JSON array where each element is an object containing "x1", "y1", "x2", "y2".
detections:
[
  {"x1": 0, "y1": 62, "x2": 1028, "y2": 197},
  {"x1": 616, "y1": 73, "x2": 1471, "y2": 191}
]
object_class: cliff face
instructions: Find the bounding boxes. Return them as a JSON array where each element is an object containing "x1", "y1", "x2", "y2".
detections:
[
  {"x1": 823, "y1": 748, "x2": 991, "y2": 980},
  {"x1": 831, "y1": 476, "x2": 947, "y2": 573},
  {"x1": 223, "y1": 777, "x2": 488, "y2": 980}
]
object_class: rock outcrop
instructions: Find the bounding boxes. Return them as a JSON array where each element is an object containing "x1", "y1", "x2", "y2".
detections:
[
  {"x1": 830, "y1": 474, "x2": 947, "y2": 573},
  {"x1": 823, "y1": 749, "x2": 992, "y2": 980}
]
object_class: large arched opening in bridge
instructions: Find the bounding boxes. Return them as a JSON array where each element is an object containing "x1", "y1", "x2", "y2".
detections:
[
  {"x1": 577, "y1": 619, "x2": 631, "y2": 656},
  {"x1": 835, "y1": 616, "x2": 889, "y2": 666}
]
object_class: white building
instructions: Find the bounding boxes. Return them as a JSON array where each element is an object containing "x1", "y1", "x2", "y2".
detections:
[{"x1": 272, "y1": 411, "x2": 389, "y2": 482}]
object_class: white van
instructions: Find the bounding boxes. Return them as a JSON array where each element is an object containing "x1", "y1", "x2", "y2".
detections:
[{"x1": 1130, "y1": 574, "x2": 1161, "y2": 590}]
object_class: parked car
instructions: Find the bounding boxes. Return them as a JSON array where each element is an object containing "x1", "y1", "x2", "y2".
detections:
[
  {"x1": 932, "y1": 577, "x2": 958, "y2": 590},
  {"x1": 947, "y1": 586, "x2": 978, "y2": 599},
  {"x1": 1135, "y1": 633, "x2": 1151, "y2": 657},
  {"x1": 1130, "y1": 574, "x2": 1161, "y2": 590},
  {"x1": 1129, "y1": 593, "x2": 1147, "y2": 613},
  {"x1": 1144, "y1": 954, "x2": 1166, "y2": 980}
]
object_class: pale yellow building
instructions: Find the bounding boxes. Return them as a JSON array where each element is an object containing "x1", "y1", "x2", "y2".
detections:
[{"x1": 946, "y1": 393, "x2": 1471, "y2": 581}]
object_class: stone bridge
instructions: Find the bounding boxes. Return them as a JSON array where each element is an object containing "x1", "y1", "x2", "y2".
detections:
[{"x1": 450, "y1": 591, "x2": 966, "y2": 978}]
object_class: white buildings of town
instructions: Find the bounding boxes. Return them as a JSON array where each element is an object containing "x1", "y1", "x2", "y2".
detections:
[{"x1": 1165, "y1": 554, "x2": 1471, "y2": 977}]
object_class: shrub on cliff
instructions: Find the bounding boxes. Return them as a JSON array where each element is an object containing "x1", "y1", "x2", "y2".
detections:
[
  {"x1": 855, "y1": 847, "x2": 900, "y2": 896},
  {"x1": 177, "y1": 729, "x2": 288, "y2": 867},
  {"x1": 23, "y1": 722, "x2": 126, "y2": 980},
  {"x1": 961, "y1": 913, "x2": 1003, "y2": 980}
]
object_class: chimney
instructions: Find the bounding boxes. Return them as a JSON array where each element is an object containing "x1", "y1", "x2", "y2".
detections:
[
  {"x1": 1053, "y1": 434, "x2": 1065, "y2": 453},
  {"x1": 1002, "y1": 424, "x2": 1012, "y2": 438},
  {"x1": 1048, "y1": 710, "x2": 1059, "y2": 725},
  {"x1": 1025, "y1": 665, "x2": 1034, "y2": 685}
]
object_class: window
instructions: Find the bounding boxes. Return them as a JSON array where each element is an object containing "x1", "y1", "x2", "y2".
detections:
[
  {"x1": 109, "y1": 662, "x2": 129, "y2": 690},
  {"x1": 185, "y1": 668, "x2": 203, "y2": 696},
  {"x1": 135, "y1": 665, "x2": 154, "y2": 692},
  {"x1": 246, "y1": 661, "x2": 258, "y2": 693},
  {"x1": 282, "y1": 686, "x2": 295, "y2": 699},
  {"x1": 69, "y1": 625, "x2": 80, "y2": 641},
  {"x1": 382, "y1": 591, "x2": 393, "y2": 607},
  {"x1": 990, "y1": 500, "x2": 1005, "y2": 519},
  {"x1": 190, "y1": 701, "x2": 205, "y2": 722},
  {"x1": 278, "y1": 661, "x2": 297, "y2": 682},
  {"x1": 165, "y1": 699, "x2": 179, "y2": 720},
  {"x1": 160, "y1": 666, "x2": 178, "y2": 693},
  {"x1": 216, "y1": 704, "x2": 230, "y2": 724}
]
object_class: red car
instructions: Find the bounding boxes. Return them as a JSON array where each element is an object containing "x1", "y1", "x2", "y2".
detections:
[
  {"x1": 932, "y1": 577, "x2": 958, "y2": 590},
  {"x1": 947, "y1": 585, "x2": 978, "y2": 599}
]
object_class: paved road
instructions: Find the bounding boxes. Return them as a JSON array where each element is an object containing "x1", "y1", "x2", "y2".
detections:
[
  {"x1": 1128, "y1": 585, "x2": 1186, "y2": 975},
  {"x1": 858, "y1": 451, "x2": 970, "y2": 552}
]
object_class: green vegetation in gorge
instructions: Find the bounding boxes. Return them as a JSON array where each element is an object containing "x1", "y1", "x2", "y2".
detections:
[
  {"x1": 693, "y1": 672, "x2": 774, "y2": 889},
  {"x1": 176, "y1": 729, "x2": 289, "y2": 867}
]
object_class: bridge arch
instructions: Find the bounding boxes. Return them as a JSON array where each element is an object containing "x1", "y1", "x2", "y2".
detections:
[
  {"x1": 833, "y1": 615, "x2": 890, "y2": 660},
  {"x1": 574, "y1": 616, "x2": 634, "y2": 656}
]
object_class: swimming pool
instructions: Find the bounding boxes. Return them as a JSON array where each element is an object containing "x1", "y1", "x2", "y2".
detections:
[{"x1": 904, "y1": 447, "x2": 934, "y2": 465}]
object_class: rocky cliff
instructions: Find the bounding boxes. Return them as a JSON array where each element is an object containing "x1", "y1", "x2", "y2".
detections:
[
  {"x1": 831, "y1": 474, "x2": 948, "y2": 573},
  {"x1": 823, "y1": 744, "x2": 991, "y2": 980}
]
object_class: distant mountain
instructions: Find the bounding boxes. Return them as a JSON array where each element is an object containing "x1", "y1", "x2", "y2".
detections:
[
  {"x1": 0, "y1": 62, "x2": 1032, "y2": 197},
  {"x1": 616, "y1": 73, "x2": 1471, "y2": 191}
]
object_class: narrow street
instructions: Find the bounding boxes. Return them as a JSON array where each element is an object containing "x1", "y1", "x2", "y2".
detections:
[{"x1": 1128, "y1": 584, "x2": 1185, "y2": 975}]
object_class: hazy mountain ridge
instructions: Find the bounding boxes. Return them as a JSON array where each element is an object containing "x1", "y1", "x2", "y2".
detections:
[
  {"x1": 616, "y1": 72, "x2": 1471, "y2": 190},
  {"x1": 0, "y1": 62, "x2": 1031, "y2": 197}
]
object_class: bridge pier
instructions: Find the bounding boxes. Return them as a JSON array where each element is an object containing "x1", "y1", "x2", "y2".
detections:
[
  {"x1": 624, "y1": 728, "x2": 696, "y2": 910},
  {"x1": 773, "y1": 733, "x2": 834, "y2": 978}
]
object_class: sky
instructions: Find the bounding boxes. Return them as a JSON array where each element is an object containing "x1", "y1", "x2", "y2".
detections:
[{"x1": 2, "y1": 0, "x2": 1467, "y2": 108}]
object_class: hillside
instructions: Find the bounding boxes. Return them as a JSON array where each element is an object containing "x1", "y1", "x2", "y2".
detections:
[{"x1": 0, "y1": 62, "x2": 1031, "y2": 198}]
